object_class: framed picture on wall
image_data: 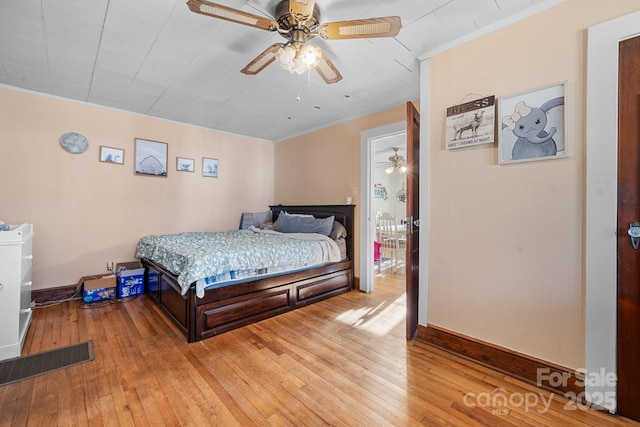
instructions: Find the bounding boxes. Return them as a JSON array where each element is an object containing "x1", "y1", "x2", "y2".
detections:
[
  {"x1": 202, "y1": 157, "x2": 218, "y2": 178},
  {"x1": 445, "y1": 95, "x2": 495, "y2": 149},
  {"x1": 373, "y1": 184, "x2": 388, "y2": 200},
  {"x1": 99, "y1": 146, "x2": 124, "y2": 165},
  {"x1": 135, "y1": 138, "x2": 168, "y2": 176},
  {"x1": 176, "y1": 157, "x2": 195, "y2": 172},
  {"x1": 498, "y1": 81, "x2": 568, "y2": 164}
]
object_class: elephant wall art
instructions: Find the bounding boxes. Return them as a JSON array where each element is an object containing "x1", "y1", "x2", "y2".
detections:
[{"x1": 498, "y1": 82, "x2": 567, "y2": 164}]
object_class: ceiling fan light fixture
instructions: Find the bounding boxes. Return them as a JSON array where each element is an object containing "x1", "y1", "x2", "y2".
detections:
[
  {"x1": 275, "y1": 43, "x2": 320, "y2": 74},
  {"x1": 300, "y1": 44, "x2": 320, "y2": 67},
  {"x1": 276, "y1": 45, "x2": 295, "y2": 64},
  {"x1": 385, "y1": 147, "x2": 407, "y2": 174}
]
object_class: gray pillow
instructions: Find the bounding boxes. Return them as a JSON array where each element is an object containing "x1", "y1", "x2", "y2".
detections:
[
  {"x1": 239, "y1": 211, "x2": 272, "y2": 230},
  {"x1": 275, "y1": 214, "x2": 335, "y2": 236},
  {"x1": 330, "y1": 221, "x2": 347, "y2": 240}
]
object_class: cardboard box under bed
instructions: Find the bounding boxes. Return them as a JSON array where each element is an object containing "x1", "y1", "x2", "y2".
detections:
[
  {"x1": 82, "y1": 275, "x2": 117, "y2": 303},
  {"x1": 116, "y1": 261, "x2": 144, "y2": 298}
]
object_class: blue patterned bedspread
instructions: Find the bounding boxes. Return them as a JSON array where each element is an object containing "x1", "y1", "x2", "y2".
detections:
[{"x1": 135, "y1": 228, "x2": 340, "y2": 297}]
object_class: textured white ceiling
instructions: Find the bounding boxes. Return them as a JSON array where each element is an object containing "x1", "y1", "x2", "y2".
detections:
[{"x1": 0, "y1": 0, "x2": 556, "y2": 142}]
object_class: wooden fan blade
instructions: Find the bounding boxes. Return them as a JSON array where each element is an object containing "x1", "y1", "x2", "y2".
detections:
[
  {"x1": 187, "y1": 0, "x2": 278, "y2": 31},
  {"x1": 315, "y1": 50, "x2": 342, "y2": 84},
  {"x1": 241, "y1": 43, "x2": 285, "y2": 75},
  {"x1": 318, "y1": 16, "x2": 401, "y2": 40},
  {"x1": 289, "y1": 0, "x2": 316, "y2": 23}
]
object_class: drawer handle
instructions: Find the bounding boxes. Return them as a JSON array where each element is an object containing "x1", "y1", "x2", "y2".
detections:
[
  {"x1": 24, "y1": 281, "x2": 32, "y2": 287},
  {"x1": 24, "y1": 255, "x2": 33, "y2": 260}
]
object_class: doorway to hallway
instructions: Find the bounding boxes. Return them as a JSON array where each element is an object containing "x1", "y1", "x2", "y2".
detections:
[{"x1": 372, "y1": 134, "x2": 407, "y2": 285}]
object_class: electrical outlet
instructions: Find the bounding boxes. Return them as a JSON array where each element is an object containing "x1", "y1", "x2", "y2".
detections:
[
  {"x1": 107, "y1": 261, "x2": 114, "y2": 272},
  {"x1": 351, "y1": 186, "x2": 358, "y2": 196}
]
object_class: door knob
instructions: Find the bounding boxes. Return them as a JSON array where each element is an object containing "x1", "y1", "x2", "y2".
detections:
[
  {"x1": 628, "y1": 222, "x2": 640, "y2": 250},
  {"x1": 405, "y1": 217, "x2": 420, "y2": 233}
]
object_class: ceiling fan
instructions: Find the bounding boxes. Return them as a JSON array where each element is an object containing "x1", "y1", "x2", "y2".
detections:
[
  {"x1": 384, "y1": 147, "x2": 407, "y2": 174},
  {"x1": 186, "y1": 0, "x2": 402, "y2": 84}
]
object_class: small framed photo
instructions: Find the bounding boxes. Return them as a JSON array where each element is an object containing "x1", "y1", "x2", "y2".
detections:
[
  {"x1": 498, "y1": 81, "x2": 567, "y2": 164},
  {"x1": 99, "y1": 146, "x2": 124, "y2": 165},
  {"x1": 373, "y1": 184, "x2": 388, "y2": 200},
  {"x1": 135, "y1": 138, "x2": 168, "y2": 177},
  {"x1": 176, "y1": 157, "x2": 195, "y2": 172},
  {"x1": 202, "y1": 157, "x2": 218, "y2": 178}
]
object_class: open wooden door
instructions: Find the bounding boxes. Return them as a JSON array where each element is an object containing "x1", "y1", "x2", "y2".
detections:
[
  {"x1": 617, "y1": 35, "x2": 640, "y2": 422},
  {"x1": 405, "y1": 102, "x2": 420, "y2": 340}
]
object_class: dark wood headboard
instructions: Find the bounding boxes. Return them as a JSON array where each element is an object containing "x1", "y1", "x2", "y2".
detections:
[{"x1": 270, "y1": 205, "x2": 355, "y2": 261}]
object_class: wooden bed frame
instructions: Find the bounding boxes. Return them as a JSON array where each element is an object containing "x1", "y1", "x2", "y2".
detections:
[{"x1": 141, "y1": 205, "x2": 355, "y2": 342}]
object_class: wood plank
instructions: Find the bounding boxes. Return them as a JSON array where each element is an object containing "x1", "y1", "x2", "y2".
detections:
[{"x1": 1, "y1": 273, "x2": 637, "y2": 426}]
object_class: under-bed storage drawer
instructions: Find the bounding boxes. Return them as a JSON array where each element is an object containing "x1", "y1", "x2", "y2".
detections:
[
  {"x1": 197, "y1": 284, "x2": 292, "y2": 340},
  {"x1": 295, "y1": 269, "x2": 352, "y2": 306}
]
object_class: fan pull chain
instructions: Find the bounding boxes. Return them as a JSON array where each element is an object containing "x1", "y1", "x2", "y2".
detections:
[
  {"x1": 295, "y1": 71, "x2": 313, "y2": 102},
  {"x1": 296, "y1": 73, "x2": 302, "y2": 102}
]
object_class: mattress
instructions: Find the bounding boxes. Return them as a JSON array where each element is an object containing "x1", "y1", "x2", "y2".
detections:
[{"x1": 135, "y1": 227, "x2": 342, "y2": 297}]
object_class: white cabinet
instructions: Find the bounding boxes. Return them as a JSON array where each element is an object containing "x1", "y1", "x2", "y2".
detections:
[{"x1": 0, "y1": 224, "x2": 33, "y2": 361}]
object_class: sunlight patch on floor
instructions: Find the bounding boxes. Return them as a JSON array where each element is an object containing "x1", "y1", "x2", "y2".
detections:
[
  {"x1": 374, "y1": 258, "x2": 405, "y2": 273},
  {"x1": 335, "y1": 293, "x2": 406, "y2": 336}
]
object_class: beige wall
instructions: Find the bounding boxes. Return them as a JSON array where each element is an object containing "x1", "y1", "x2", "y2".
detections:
[
  {"x1": 0, "y1": 87, "x2": 274, "y2": 290},
  {"x1": 274, "y1": 105, "x2": 410, "y2": 274},
  {"x1": 425, "y1": 0, "x2": 640, "y2": 369}
]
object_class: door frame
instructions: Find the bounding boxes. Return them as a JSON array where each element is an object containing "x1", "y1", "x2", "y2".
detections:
[
  {"x1": 585, "y1": 10, "x2": 640, "y2": 414},
  {"x1": 359, "y1": 121, "x2": 406, "y2": 292}
]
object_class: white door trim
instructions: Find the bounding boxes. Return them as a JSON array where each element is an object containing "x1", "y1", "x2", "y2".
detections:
[
  {"x1": 585, "y1": 10, "x2": 640, "y2": 413},
  {"x1": 359, "y1": 122, "x2": 406, "y2": 292}
]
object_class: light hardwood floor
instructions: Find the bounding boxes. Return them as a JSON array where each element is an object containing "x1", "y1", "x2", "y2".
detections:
[{"x1": 1, "y1": 271, "x2": 638, "y2": 426}]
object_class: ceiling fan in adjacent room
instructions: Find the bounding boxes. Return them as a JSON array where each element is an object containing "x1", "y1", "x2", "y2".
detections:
[
  {"x1": 384, "y1": 147, "x2": 407, "y2": 174},
  {"x1": 186, "y1": 0, "x2": 402, "y2": 84}
]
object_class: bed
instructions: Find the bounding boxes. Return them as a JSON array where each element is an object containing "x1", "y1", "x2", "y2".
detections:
[{"x1": 138, "y1": 205, "x2": 355, "y2": 342}]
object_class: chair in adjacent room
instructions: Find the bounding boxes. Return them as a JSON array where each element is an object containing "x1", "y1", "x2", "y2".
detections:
[{"x1": 377, "y1": 212, "x2": 405, "y2": 273}]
